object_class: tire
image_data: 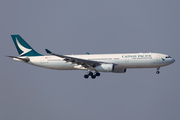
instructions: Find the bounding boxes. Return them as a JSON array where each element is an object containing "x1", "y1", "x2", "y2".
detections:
[
  {"x1": 156, "y1": 71, "x2": 160, "y2": 74},
  {"x1": 95, "y1": 72, "x2": 100, "y2": 76},
  {"x1": 91, "y1": 75, "x2": 96, "y2": 79},
  {"x1": 84, "y1": 74, "x2": 89, "y2": 78}
]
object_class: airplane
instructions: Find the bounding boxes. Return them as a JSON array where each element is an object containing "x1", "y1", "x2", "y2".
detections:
[{"x1": 8, "y1": 35, "x2": 175, "y2": 79}]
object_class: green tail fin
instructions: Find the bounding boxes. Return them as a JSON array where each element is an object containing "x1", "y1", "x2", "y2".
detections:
[{"x1": 11, "y1": 35, "x2": 43, "y2": 56}]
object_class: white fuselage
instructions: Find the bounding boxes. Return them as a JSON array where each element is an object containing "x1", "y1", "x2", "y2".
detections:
[{"x1": 15, "y1": 53, "x2": 175, "y2": 72}]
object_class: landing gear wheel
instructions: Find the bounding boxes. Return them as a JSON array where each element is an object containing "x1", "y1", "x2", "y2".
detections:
[
  {"x1": 95, "y1": 72, "x2": 100, "y2": 77},
  {"x1": 91, "y1": 75, "x2": 96, "y2": 79},
  {"x1": 156, "y1": 71, "x2": 160, "y2": 74},
  {"x1": 156, "y1": 67, "x2": 160, "y2": 74},
  {"x1": 84, "y1": 74, "x2": 89, "y2": 78}
]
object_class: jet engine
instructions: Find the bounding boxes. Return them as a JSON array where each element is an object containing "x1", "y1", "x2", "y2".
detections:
[{"x1": 95, "y1": 64, "x2": 114, "y2": 72}]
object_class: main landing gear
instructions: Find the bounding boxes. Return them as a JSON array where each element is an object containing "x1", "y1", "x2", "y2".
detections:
[
  {"x1": 156, "y1": 67, "x2": 160, "y2": 74},
  {"x1": 84, "y1": 71, "x2": 100, "y2": 79}
]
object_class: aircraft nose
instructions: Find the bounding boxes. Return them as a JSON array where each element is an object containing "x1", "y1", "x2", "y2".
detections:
[{"x1": 171, "y1": 58, "x2": 175, "y2": 63}]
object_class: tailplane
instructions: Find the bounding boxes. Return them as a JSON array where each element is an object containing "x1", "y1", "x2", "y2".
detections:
[{"x1": 11, "y1": 35, "x2": 43, "y2": 56}]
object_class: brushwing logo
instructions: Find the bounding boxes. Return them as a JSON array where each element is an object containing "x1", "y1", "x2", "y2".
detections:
[{"x1": 16, "y1": 38, "x2": 32, "y2": 56}]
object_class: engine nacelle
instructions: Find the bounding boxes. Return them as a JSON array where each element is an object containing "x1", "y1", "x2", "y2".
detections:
[
  {"x1": 95, "y1": 64, "x2": 114, "y2": 72},
  {"x1": 95, "y1": 64, "x2": 127, "y2": 73},
  {"x1": 113, "y1": 68, "x2": 127, "y2": 73}
]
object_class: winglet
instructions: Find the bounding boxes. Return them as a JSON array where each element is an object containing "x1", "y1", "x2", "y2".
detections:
[{"x1": 45, "y1": 49, "x2": 52, "y2": 54}]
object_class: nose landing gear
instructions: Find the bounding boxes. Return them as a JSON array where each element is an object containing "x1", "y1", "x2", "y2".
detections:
[
  {"x1": 156, "y1": 71, "x2": 160, "y2": 74},
  {"x1": 156, "y1": 67, "x2": 160, "y2": 74}
]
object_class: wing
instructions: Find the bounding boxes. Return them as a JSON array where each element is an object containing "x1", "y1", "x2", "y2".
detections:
[{"x1": 45, "y1": 49, "x2": 104, "y2": 69}]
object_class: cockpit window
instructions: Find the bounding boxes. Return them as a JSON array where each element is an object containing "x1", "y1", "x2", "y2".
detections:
[{"x1": 165, "y1": 56, "x2": 171, "y2": 58}]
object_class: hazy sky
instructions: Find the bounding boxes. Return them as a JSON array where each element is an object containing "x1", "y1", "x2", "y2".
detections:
[{"x1": 0, "y1": 0, "x2": 180, "y2": 120}]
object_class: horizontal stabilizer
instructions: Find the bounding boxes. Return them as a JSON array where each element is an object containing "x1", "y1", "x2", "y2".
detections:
[{"x1": 7, "y1": 56, "x2": 30, "y2": 62}]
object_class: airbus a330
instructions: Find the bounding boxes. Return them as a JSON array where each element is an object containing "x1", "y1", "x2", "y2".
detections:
[{"x1": 8, "y1": 35, "x2": 175, "y2": 79}]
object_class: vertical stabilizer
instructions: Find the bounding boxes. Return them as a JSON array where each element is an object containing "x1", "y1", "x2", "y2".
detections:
[{"x1": 11, "y1": 35, "x2": 43, "y2": 56}]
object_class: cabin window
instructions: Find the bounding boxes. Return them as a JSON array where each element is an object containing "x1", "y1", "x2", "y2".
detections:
[{"x1": 165, "y1": 56, "x2": 171, "y2": 58}]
